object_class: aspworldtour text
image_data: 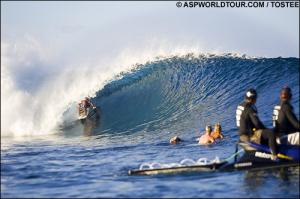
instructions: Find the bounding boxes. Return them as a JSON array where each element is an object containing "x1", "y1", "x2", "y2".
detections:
[{"x1": 176, "y1": 1, "x2": 299, "y2": 8}]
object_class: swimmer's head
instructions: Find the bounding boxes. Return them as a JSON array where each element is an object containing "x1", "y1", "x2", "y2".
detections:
[
  {"x1": 214, "y1": 123, "x2": 222, "y2": 132},
  {"x1": 205, "y1": 125, "x2": 212, "y2": 134},
  {"x1": 170, "y1": 136, "x2": 182, "y2": 144}
]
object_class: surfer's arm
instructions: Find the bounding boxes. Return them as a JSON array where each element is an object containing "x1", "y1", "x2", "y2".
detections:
[
  {"x1": 249, "y1": 109, "x2": 266, "y2": 129},
  {"x1": 285, "y1": 105, "x2": 300, "y2": 131}
]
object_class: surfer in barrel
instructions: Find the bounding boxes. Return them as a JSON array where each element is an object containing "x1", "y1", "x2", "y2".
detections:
[
  {"x1": 78, "y1": 97, "x2": 101, "y2": 136},
  {"x1": 78, "y1": 97, "x2": 96, "y2": 119}
]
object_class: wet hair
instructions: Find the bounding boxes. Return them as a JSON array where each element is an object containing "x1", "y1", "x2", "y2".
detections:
[
  {"x1": 215, "y1": 123, "x2": 222, "y2": 131},
  {"x1": 206, "y1": 125, "x2": 212, "y2": 133}
]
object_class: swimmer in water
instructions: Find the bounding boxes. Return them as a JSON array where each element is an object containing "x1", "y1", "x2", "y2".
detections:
[
  {"x1": 211, "y1": 123, "x2": 224, "y2": 139},
  {"x1": 198, "y1": 125, "x2": 215, "y2": 145}
]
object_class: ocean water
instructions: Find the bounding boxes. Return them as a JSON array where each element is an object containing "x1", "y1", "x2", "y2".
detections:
[{"x1": 1, "y1": 54, "x2": 299, "y2": 198}]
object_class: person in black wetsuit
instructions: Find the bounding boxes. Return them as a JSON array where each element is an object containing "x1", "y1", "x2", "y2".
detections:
[
  {"x1": 236, "y1": 88, "x2": 277, "y2": 160},
  {"x1": 272, "y1": 86, "x2": 299, "y2": 145}
]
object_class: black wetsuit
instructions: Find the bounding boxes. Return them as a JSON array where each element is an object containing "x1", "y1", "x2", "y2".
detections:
[
  {"x1": 236, "y1": 101, "x2": 277, "y2": 154},
  {"x1": 236, "y1": 101, "x2": 265, "y2": 136},
  {"x1": 273, "y1": 100, "x2": 300, "y2": 137}
]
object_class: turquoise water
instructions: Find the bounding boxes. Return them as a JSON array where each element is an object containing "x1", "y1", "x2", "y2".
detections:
[{"x1": 1, "y1": 55, "x2": 299, "y2": 197}]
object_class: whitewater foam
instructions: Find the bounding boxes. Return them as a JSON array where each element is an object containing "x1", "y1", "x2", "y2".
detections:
[
  {"x1": 1, "y1": 36, "x2": 296, "y2": 138},
  {"x1": 0, "y1": 37, "x2": 224, "y2": 138}
]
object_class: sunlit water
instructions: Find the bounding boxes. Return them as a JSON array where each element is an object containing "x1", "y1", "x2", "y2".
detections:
[
  {"x1": 1, "y1": 134, "x2": 299, "y2": 198},
  {"x1": 1, "y1": 55, "x2": 299, "y2": 197}
]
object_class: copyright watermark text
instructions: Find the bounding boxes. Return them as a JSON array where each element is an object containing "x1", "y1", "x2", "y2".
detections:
[{"x1": 176, "y1": 1, "x2": 299, "y2": 8}]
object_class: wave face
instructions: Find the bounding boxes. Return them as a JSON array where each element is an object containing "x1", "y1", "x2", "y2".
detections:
[
  {"x1": 2, "y1": 49, "x2": 299, "y2": 138},
  {"x1": 93, "y1": 54, "x2": 299, "y2": 136}
]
